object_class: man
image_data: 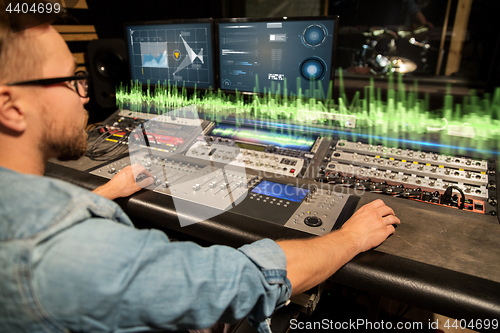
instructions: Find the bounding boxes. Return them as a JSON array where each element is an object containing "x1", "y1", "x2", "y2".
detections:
[
  {"x1": 0, "y1": 5, "x2": 400, "y2": 332},
  {"x1": 404, "y1": 0, "x2": 434, "y2": 29}
]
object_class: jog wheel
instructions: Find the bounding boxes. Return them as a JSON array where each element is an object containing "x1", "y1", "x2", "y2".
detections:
[{"x1": 304, "y1": 215, "x2": 323, "y2": 227}]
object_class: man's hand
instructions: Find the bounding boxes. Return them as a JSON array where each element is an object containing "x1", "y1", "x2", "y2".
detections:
[
  {"x1": 93, "y1": 164, "x2": 154, "y2": 200},
  {"x1": 340, "y1": 199, "x2": 400, "y2": 253},
  {"x1": 278, "y1": 199, "x2": 400, "y2": 295}
]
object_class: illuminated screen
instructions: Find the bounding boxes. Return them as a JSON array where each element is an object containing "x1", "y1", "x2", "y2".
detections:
[
  {"x1": 251, "y1": 181, "x2": 309, "y2": 202},
  {"x1": 210, "y1": 123, "x2": 318, "y2": 151},
  {"x1": 126, "y1": 21, "x2": 215, "y2": 89},
  {"x1": 235, "y1": 142, "x2": 266, "y2": 151},
  {"x1": 218, "y1": 17, "x2": 337, "y2": 98}
]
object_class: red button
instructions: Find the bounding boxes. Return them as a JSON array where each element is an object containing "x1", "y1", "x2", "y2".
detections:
[{"x1": 290, "y1": 169, "x2": 295, "y2": 173}]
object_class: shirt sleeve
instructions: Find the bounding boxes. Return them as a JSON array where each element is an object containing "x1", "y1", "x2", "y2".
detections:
[{"x1": 31, "y1": 218, "x2": 292, "y2": 332}]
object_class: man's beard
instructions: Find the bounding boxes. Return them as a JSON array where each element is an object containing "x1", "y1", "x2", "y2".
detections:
[
  {"x1": 52, "y1": 129, "x2": 88, "y2": 161},
  {"x1": 41, "y1": 112, "x2": 89, "y2": 161}
]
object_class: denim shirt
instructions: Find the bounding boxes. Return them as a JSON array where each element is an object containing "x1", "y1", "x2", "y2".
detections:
[{"x1": 0, "y1": 166, "x2": 292, "y2": 333}]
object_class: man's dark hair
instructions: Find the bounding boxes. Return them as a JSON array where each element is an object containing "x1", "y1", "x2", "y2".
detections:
[{"x1": 0, "y1": 0, "x2": 64, "y2": 83}]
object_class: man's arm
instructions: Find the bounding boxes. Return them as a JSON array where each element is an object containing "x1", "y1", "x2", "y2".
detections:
[
  {"x1": 405, "y1": 0, "x2": 434, "y2": 29},
  {"x1": 414, "y1": 11, "x2": 434, "y2": 29},
  {"x1": 93, "y1": 164, "x2": 153, "y2": 200},
  {"x1": 277, "y1": 199, "x2": 399, "y2": 295}
]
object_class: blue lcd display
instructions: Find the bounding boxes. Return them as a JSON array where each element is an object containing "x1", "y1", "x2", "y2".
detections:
[{"x1": 251, "y1": 181, "x2": 309, "y2": 202}]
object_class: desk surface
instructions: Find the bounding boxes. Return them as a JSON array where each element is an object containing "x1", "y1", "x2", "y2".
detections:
[{"x1": 46, "y1": 157, "x2": 500, "y2": 325}]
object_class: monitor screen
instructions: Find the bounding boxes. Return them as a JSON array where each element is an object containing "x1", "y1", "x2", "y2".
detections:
[
  {"x1": 217, "y1": 17, "x2": 338, "y2": 99},
  {"x1": 210, "y1": 122, "x2": 318, "y2": 151},
  {"x1": 125, "y1": 20, "x2": 215, "y2": 90}
]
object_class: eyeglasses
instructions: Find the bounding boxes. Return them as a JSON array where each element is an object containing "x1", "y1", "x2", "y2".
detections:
[{"x1": 6, "y1": 71, "x2": 89, "y2": 98}]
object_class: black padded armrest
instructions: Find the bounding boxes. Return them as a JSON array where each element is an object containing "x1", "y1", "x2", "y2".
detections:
[
  {"x1": 334, "y1": 250, "x2": 500, "y2": 325},
  {"x1": 44, "y1": 161, "x2": 500, "y2": 327}
]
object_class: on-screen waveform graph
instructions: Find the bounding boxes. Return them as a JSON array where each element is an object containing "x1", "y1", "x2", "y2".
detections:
[
  {"x1": 129, "y1": 27, "x2": 210, "y2": 85},
  {"x1": 174, "y1": 36, "x2": 204, "y2": 74},
  {"x1": 116, "y1": 72, "x2": 500, "y2": 157}
]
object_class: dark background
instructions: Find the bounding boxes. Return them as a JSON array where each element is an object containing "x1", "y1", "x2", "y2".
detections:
[{"x1": 66, "y1": 0, "x2": 500, "y2": 90}]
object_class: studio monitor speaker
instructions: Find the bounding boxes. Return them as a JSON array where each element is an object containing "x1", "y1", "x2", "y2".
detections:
[{"x1": 86, "y1": 39, "x2": 129, "y2": 123}]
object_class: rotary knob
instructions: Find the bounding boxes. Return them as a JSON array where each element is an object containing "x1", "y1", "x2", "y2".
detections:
[{"x1": 304, "y1": 216, "x2": 322, "y2": 227}]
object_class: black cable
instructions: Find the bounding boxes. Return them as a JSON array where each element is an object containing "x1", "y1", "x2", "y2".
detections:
[
  {"x1": 85, "y1": 127, "x2": 131, "y2": 161},
  {"x1": 442, "y1": 185, "x2": 466, "y2": 210},
  {"x1": 86, "y1": 131, "x2": 114, "y2": 159},
  {"x1": 97, "y1": 133, "x2": 128, "y2": 155},
  {"x1": 89, "y1": 141, "x2": 127, "y2": 161}
]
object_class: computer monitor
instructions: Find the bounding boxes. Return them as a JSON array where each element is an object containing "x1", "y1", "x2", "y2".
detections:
[
  {"x1": 216, "y1": 16, "x2": 338, "y2": 99},
  {"x1": 125, "y1": 19, "x2": 216, "y2": 90}
]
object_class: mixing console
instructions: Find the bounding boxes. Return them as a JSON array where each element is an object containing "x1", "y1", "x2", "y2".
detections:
[
  {"x1": 186, "y1": 140, "x2": 305, "y2": 177},
  {"x1": 90, "y1": 152, "x2": 352, "y2": 234},
  {"x1": 316, "y1": 139, "x2": 497, "y2": 216},
  {"x1": 89, "y1": 109, "x2": 498, "y2": 230}
]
